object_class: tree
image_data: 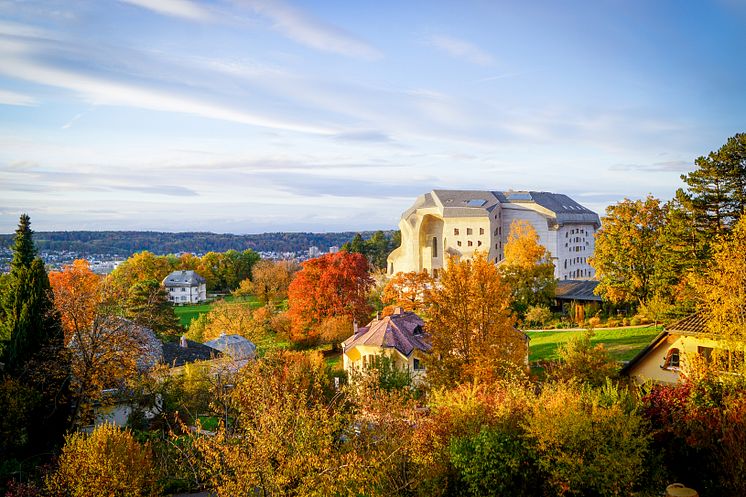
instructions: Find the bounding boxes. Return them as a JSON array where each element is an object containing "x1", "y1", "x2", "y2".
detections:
[
  {"x1": 49, "y1": 259, "x2": 102, "y2": 344},
  {"x1": 235, "y1": 259, "x2": 296, "y2": 306},
  {"x1": 10, "y1": 213, "x2": 35, "y2": 271},
  {"x1": 591, "y1": 196, "x2": 668, "y2": 305},
  {"x1": 47, "y1": 423, "x2": 158, "y2": 497},
  {"x1": 424, "y1": 252, "x2": 525, "y2": 388},
  {"x1": 188, "y1": 299, "x2": 259, "y2": 342},
  {"x1": 547, "y1": 331, "x2": 618, "y2": 387},
  {"x1": 107, "y1": 251, "x2": 174, "y2": 298},
  {"x1": 499, "y1": 220, "x2": 556, "y2": 317},
  {"x1": 695, "y1": 215, "x2": 746, "y2": 341},
  {"x1": 381, "y1": 270, "x2": 433, "y2": 316},
  {"x1": 317, "y1": 315, "x2": 353, "y2": 351},
  {"x1": 524, "y1": 305, "x2": 552, "y2": 328},
  {"x1": 125, "y1": 279, "x2": 181, "y2": 339},
  {"x1": 287, "y1": 251, "x2": 373, "y2": 345},
  {"x1": 342, "y1": 230, "x2": 400, "y2": 270},
  {"x1": 681, "y1": 133, "x2": 746, "y2": 238}
]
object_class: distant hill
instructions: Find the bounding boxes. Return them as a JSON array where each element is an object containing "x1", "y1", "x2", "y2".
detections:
[{"x1": 0, "y1": 230, "x2": 394, "y2": 256}]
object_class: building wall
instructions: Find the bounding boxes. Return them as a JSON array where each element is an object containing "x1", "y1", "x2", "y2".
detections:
[
  {"x1": 343, "y1": 345, "x2": 428, "y2": 381},
  {"x1": 167, "y1": 283, "x2": 207, "y2": 304}
]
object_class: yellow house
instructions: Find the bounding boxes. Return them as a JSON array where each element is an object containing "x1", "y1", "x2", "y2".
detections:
[
  {"x1": 622, "y1": 313, "x2": 745, "y2": 384},
  {"x1": 342, "y1": 308, "x2": 431, "y2": 381}
]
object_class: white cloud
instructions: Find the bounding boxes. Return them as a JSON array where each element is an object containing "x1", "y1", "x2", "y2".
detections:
[
  {"x1": 243, "y1": 0, "x2": 382, "y2": 59},
  {"x1": 0, "y1": 89, "x2": 36, "y2": 106},
  {"x1": 428, "y1": 34, "x2": 495, "y2": 66},
  {"x1": 119, "y1": 0, "x2": 214, "y2": 21}
]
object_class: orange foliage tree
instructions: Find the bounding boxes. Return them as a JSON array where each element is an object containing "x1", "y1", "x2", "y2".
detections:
[
  {"x1": 381, "y1": 270, "x2": 433, "y2": 316},
  {"x1": 287, "y1": 252, "x2": 373, "y2": 345},
  {"x1": 49, "y1": 259, "x2": 102, "y2": 344}
]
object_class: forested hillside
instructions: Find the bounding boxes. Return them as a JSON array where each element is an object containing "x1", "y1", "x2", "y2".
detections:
[{"x1": 0, "y1": 230, "x2": 395, "y2": 256}]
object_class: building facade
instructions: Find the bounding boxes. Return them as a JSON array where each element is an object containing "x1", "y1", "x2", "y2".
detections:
[
  {"x1": 387, "y1": 190, "x2": 601, "y2": 280},
  {"x1": 162, "y1": 270, "x2": 207, "y2": 304}
]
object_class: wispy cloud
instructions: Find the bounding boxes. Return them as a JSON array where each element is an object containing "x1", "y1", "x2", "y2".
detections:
[
  {"x1": 119, "y1": 0, "x2": 214, "y2": 21},
  {"x1": 61, "y1": 112, "x2": 84, "y2": 129},
  {"x1": 0, "y1": 89, "x2": 37, "y2": 106},
  {"x1": 610, "y1": 160, "x2": 691, "y2": 172},
  {"x1": 243, "y1": 0, "x2": 382, "y2": 59},
  {"x1": 427, "y1": 34, "x2": 495, "y2": 66}
]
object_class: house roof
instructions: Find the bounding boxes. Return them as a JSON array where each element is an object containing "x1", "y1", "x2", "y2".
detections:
[
  {"x1": 162, "y1": 338, "x2": 221, "y2": 367},
  {"x1": 163, "y1": 270, "x2": 206, "y2": 287},
  {"x1": 620, "y1": 312, "x2": 709, "y2": 376},
  {"x1": 555, "y1": 280, "x2": 602, "y2": 302},
  {"x1": 403, "y1": 189, "x2": 600, "y2": 227},
  {"x1": 343, "y1": 309, "x2": 431, "y2": 357},
  {"x1": 204, "y1": 334, "x2": 257, "y2": 360}
]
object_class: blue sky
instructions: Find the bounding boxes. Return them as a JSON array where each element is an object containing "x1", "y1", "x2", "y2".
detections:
[{"x1": 1, "y1": 0, "x2": 744, "y2": 233}]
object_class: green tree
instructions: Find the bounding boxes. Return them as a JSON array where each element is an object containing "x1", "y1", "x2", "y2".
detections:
[
  {"x1": 10, "y1": 213, "x2": 36, "y2": 271},
  {"x1": 125, "y1": 279, "x2": 181, "y2": 339}
]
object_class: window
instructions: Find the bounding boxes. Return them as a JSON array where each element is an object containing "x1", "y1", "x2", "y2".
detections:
[
  {"x1": 457, "y1": 241, "x2": 462, "y2": 246},
  {"x1": 432, "y1": 236, "x2": 438, "y2": 257},
  {"x1": 454, "y1": 228, "x2": 459, "y2": 235},
  {"x1": 477, "y1": 241, "x2": 482, "y2": 247},
  {"x1": 663, "y1": 348, "x2": 680, "y2": 370},
  {"x1": 479, "y1": 228, "x2": 484, "y2": 235},
  {"x1": 468, "y1": 241, "x2": 473, "y2": 247},
  {"x1": 467, "y1": 228, "x2": 473, "y2": 235},
  {"x1": 181, "y1": 287, "x2": 186, "y2": 292},
  {"x1": 432, "y1": 268, "x2": 439, "y2": 278},
  {"x1": 494, "y1": 228, "x2": 499, "y2": 236},
  {"x1": 413, "y1": 358, "x2": 425, "y2": 371},
  {"x1": 390, "y1": 262, "x2": 394, "y2": 273}
]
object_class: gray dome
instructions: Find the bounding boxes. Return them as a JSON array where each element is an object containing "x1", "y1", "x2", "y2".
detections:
[{"x1": 204, "y1": 334, "x2": 257, "y2": 361}]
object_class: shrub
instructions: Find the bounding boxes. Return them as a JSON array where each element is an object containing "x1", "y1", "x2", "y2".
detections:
[
  {"x1": 548, "y1": 331, "x2": 618, "y2": 387},
  {"x1": 606, "y1": 318, "x2": 621, "y2": 327},
  {"x1": 524, "y1": 305, "x2": 552, "y2": 328},
  {"x1": 587, "y1": 316, "x2": 602, "y2": 329},
  {"x1": 525, "y1": 383, "x2": 650, "y2": 496},
  {"x1": 622, "y1": 317, "x2": 631, "y2": 326},
  {"x1": 629, "y1": 317, "x2": 641, "y2": 326},
  {"x1": 47, "y1": 423, "x2": 158, "y2": 497}
]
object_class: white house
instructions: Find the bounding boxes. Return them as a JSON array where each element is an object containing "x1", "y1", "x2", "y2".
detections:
[
  {"x1": 387, "y1": 190, "x2": 601, "y2": 280},
  {"x1": 162, "y1": 270, "x2": 207, "y2": 304}
]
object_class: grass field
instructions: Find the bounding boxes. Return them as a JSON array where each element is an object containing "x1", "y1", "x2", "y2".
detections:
[
  {"x1": 526, "y1": 326, "x2": 662, "y2": 363},
  {"x1": 173, "y1": 294, "x2": 263, "y2": 328}
]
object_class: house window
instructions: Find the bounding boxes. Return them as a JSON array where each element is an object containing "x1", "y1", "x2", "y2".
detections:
[
  {"x1": 479, "y1": 228, "x2": 484, "y2": 235},
  {"x1": 468, "y1": 241, "x2": 473, "y2": 247},
  {"x1": 413, "y1": 358, "x2": 424, "y2": 371},
  {"x1": 477, "y1": 241, "x2": 482, "y2": 247},
  {"x1": 664, "y1": 348, "x2": 680, "y2": 370},
  {"x1": 454, "y1": 228, "x2": 459, "y2": 235},
  {"x1": 698, "y1": 346, "x2": 713, "y2": 363},
  {"x1": 181, "y1": 287, "x2": 186, "y2": 292},
  {"x1": 457, "y1": 241, "x2": 462, "y2": 246},
  {"x1": 432, "y1": 236, "x2": 438, "y2": 257},
  {"x1": 467, "y1": 228, "x2": 473, "y2": 235}
]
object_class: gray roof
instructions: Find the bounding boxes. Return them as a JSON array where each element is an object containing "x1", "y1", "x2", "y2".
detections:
[
  {"x1": 162, "y1": 339, "x2": 221, "y2": 367},
  {"x1": 204, "y1": 334, "x2": 257, "y2": 361},
  {"x1": 163, "y1": 270, "x2": 206, "y2": 287},
  {"x1": 343, "y1": 309, "x2": 431, "y2": 357},
  {"x1": 404, "y1": 190, "x2": 600, "y2": 228},
  {"x1": 555, "y1": 280, "x2": 602, "y2": 302}
]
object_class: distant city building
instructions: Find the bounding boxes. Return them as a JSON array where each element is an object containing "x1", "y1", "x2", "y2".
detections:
[
  {"x1": 387, "y1": 190, "x2": 601, "y2": 280},
  {"x1": 328, "y1": 245, "x2": 340, "y2": 254},
  {"x1": 162, "y1": 270, "x2": 207, "y2": 304},
  {"x1": 308, "y1": 246, "x2": 321, "y2": 258}
]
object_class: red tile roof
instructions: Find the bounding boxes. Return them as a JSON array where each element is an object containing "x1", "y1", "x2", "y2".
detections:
[{"x1": 342, "y1": 309, "x2": 430, "y2": 357}]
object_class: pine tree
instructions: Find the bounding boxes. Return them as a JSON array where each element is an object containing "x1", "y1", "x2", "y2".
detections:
[
  {"x1": 10, "y1": 213, "x2": 36, "y2": 271},
  {"x1": 125, "y1": 279, "x2": 181, "y2": 339}
]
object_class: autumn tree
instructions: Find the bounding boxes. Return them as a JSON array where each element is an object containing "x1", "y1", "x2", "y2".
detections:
[
  {"x1": 424, "y1": 252, "x2": 525, "y2": 388},
  {"x1": 234, "y1": 259, "x2": 296, "y2": 306},
  {"x1": 107, "y1": 251, "x2": 174, "y2": 298},
  {"x1": 695, "y1": 215, "x2": 746, "y2": 341},
  {"x1": 547, "y1": 331, "x2": 618, "y2": 387},
  {"x1": 187, "y1": 299, "x2": 258, "y2": 342},
  {"x1": 381, "y1": 270, "x2": 433, "y2": 316},
  {"x1": 591, "y1": 196, "x2": 670, "y2": 305},
  {"x1": 317, "y1": 315, "x2": 354, "y2": 351},
  {"x1": 198, "y1": 249, "x2": 259, "y2": 292},
  {"x1": 498, "y1": 220, "x2": 556, "y2": 317},
  {"x1": 49, "y1": 259, "x2": 102, "y2": 343},
  {"x1": 287, "y1": 251, "x2": 373, "y2": 345}
]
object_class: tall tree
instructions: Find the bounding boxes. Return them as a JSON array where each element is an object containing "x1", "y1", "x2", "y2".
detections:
[
  {"x1": 10, "y1": 213, "x2": 36, "y2": 271},
  {"x1": 591, "y1": 196, "x2": 667, "y2": 305},
  {"x1": 499, "y1": 220, "x2": 556, "y2": 317},
  {"x1": 424, "y1": 253, "x2": 525, "y2": 388},
  {"x1": 681, "y1": 133, "x2": 746, "y2": 238},
  {"x1": 49, "y1": 259, "x2": 102, "y2": 344},
  {"x1": 125, "y1": 279, "x2": 181, "y2": 339},
  {"x1": 381, "y1": 270, "x2": 433, "y2": 316},
  {"x1": 234, "y1": 259, "x2": 297, "y2": 306},
  {"x1": 287, "y1": 251, "x2": 373, "y2": 345}
]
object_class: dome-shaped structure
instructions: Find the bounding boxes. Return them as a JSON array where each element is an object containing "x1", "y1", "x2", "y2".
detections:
[{"x1": 204, "y1": 334, "x2": 257, "y2": 361}]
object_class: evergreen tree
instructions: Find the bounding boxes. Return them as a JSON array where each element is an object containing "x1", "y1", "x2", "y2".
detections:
[
  {"x1": 10, "y1": 213, "x2": 36, "y2": 271},
  {"x1": 125, "y1": 279, "x2": 181, "y2": 339}
]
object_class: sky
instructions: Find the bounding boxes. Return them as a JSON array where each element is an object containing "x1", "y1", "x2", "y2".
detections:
[{"x1": 0, "y1": 0, "x2": 745, "y2": 234}]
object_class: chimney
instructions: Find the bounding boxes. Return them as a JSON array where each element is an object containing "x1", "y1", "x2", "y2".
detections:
[
  {"x1": 376, "y1": 311, "x2": 380, "y2": 320},
  {"x1": 394, "y1": 307, "x2": 403, "y2": 315},
  {"x1": 180, "y1": 335, "x2": 188, "y2": 348},
  {"x1": 353, "y1": 320, "x2": 358, "y2": 334}
]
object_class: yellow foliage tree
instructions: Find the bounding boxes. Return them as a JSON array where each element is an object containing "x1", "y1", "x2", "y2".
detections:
[
  {"x1": 424, "y1": 252, "x2": 526, "y2": 388},
  {"x1": 188, "y1": 299, "x2": 260, "y2": 342},
  {"x1": 235, "y1": 259, "x2": 297, "y2": 306},
  {"x1": 47, "y1": 423, "x2": 158, "y2": 497},
  {"x1": 503, "y1": 220, "x2": 549, "y2": 268},
  {"x1": 381, "y1": 270, "x2": 433, "y2": 316}
]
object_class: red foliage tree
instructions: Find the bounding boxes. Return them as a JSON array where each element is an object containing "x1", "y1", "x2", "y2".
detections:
[{"x1": 287, "y1": 251, "x2": 373, "y2": 345}]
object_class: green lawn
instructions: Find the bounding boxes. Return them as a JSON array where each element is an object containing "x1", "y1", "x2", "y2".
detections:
[
  {"x1": 526, "y1": 326, "x2": 662, "y2": 363},
  {"x1": 173, "y1": 294, "x2": 263, "y2": 328}
]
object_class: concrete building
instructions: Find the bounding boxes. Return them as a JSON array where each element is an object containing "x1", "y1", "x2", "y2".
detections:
[
  {"x1": 387, "y1": 190, "x2": 601, "y2": 280},
  {"x1": 163, "y1": 270, "x2": 207, "y2": 304}
]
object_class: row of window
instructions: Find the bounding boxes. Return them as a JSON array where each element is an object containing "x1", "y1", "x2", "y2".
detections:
[{"x1": 454, "y1": 227, "x2": 486, "y2": 236}]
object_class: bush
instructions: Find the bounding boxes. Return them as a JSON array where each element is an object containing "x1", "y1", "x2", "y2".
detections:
[
  {"x1": 548, "y1": 331, "x2": 618, "y2": 387},
  {"x1": 587, "y1": 316, "x2": 602, "y2": 329},
  {"x1": 629, "y1": 317, "x2": 641, "y2": 326},
  {"x1": 524, "y1": 305, "x2": 553, "y2": 328},
  {"x1": 606, "y1": 318, "x2": 621, "y2": 327},
  {"x1": 47, "y1": 423, "x2": 158, "y2": 497},
  {"x1": 525, "y1": 382, "x2": 650, "y2": 496},
  {"x1": 622, "y1": 317, "x2": 631, "y2": 326}
]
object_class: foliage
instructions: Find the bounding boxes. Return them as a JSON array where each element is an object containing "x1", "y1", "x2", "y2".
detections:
[
  {"x1": 186, "y1": 299, "x2": 260, "y2": 342},
  {"x1": 499, "y1": 220, "x2": 556, "y2": 317},
  {"x1": 680, "y1": 132, "x2": 746, "y2": 239},
  {"x1": 46, "y1": 423, "x2": 159, "y2": 497},
  {"x1": 125, "y1": 279, "x2": 181, "y2": 339},
  {"x1": 317, "y1": 315, "x2": 353, "y2": 350},
  {"x1": 523, "y1": 305, "x2": 552, "y2": 328},
  {"x1": 591, "y1": 196, "x2": 669, "y2": 305},
  {"x1": 108, "y1": 251, "x2": 173, "y2": 298},
  {"x1": 197, "y1": 249, "x2": 259, "y2": 292},
  {"x1": 342, "y1": 230, "x2": 401, "y2": 270},
  {"x1": 347, "y1": 353, "x2": 413, "y2": 392},
  {"x1": 381, "y1": 270, "x2": 433, "y2": 316},
  {"x1": 525, "y1": 382, "x2": 650, "y2": 497},
  {"x1": 9, "y1": 214, "x2": 35, "y2": 271},
  {"x1": 48, "y1": 259, "x2": 102, "y2": 344},
  {"x1": 424, "y1": 252, "x2": 525, "y2": 388},
  {"x1": 234, "y1": 259, "x2": 296, "y2": 305},
  {"x1": 0, "y1": 377, "x2": 40, "y2": 455},
  {"x1": 287, "y1": 251, "x2": 373, "y2": 346},
  {"x1": 548, "y1": 331, "x2": 618, "y2": 387}
]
